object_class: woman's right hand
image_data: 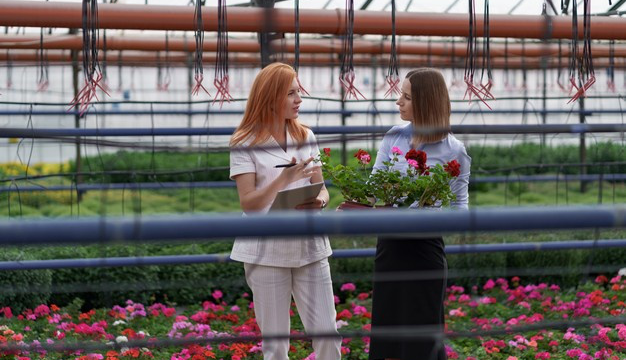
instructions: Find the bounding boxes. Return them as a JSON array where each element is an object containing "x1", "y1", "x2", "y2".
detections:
[{"x1": 280, "y1": 156, "x2": 320, "y2": 183}]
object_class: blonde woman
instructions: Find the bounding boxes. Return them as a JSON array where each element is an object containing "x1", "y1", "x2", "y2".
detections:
[
  {"x1": 229, "y1": 62, "x2": 340, "y2": 360},
  {"x1": 369, "y1": 68, "x2": 471, "y2": 360}
]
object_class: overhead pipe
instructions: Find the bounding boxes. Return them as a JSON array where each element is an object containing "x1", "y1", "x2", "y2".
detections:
[
  {"x1": 1, "y1": 35, "x2": 626, "y2": 58},
  {"x1": 0, "y1": 1, "x2": 626, "y2": 40},
  {"x1": 2, "y1": 50, "x2": 625, "y2": 69}
]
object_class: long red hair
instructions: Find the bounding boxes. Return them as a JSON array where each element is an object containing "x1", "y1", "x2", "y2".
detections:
[{"x1": 230, "y1": 62, "x2": 309, "y2": 147}]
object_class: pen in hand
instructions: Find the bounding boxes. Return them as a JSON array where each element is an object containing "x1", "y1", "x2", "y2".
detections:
[{"x1": 275, "y1": 163, "x2": 297, "y2": 168}]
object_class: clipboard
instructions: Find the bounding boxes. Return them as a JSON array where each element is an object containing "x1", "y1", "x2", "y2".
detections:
[{"x1": 269, "y1": 182, "x2": 324, "y2": 211}]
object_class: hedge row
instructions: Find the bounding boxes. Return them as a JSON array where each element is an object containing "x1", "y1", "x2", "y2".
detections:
[
  {"x1": 64, "y1": 142, "x2": 626, "y2": 184},
  {"x1": 2, "y1": 240, "x2": 624, "y2": 312}
]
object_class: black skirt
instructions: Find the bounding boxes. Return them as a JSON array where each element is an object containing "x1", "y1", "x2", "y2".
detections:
[{"x1": 369, "y1": 235, "x2": 448, "y2": 360}]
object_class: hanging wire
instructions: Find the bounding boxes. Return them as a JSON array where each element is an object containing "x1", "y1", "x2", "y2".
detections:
[
  {"x1": 556, "y1": 39, "x2": 566, "y2": 92},
  {"x1": 568, "y1": 0, "x2": 595, "y2": 103},
  {"x1": 384, "y1": 0, "x2": 401, "y2": 98},
  {"x1": 479, "y1": 0, "x2": 495, "y2": 100},
  {"x1": 68, "y1": 0, "x2": 110, "y2": 116},
  {"x1": 213, "y1": 0, "x2": 232, "y2": 107},
  {"x1": 5, "y1": 50, "x2": 12, "y2": 89},
  {"x1": 36, "y1": 28, "x2": 49, "y2": 92},
  {"x1": 156, "y1": 32, "x2": 171, "y2": 91},
  {"x1": 607, "y1": 40, "x2": 615, "y2": 92},
  {"x1": 504, "y1": 38, "x2": 510, "y2": 90},
  {"x1": 464, "y1": 0, "x2": 492, "y2": 109},
  {"x1": 117, "y1": 51, "x2": 123, "y2": 92},
  {"x1": 339, "y1": 0, "x2": 365, "y2": 100},
  {"x1": 191, "y1": 0, "x2": 210, "y2": 97},
  {"x1": 102, "y1": 28, "x2": 108, "y2": 87},
  {"x1": 293, "y1": 0, "x2": 310, "y2": 96}
]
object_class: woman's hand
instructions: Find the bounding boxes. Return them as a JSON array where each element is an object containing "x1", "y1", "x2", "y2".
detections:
[
  {"x1": 295, "y1": 196, "x2": 326, "y2": 210},
  {"x1": 280, "y1": 156, "x2": 320, "y2": 184}
]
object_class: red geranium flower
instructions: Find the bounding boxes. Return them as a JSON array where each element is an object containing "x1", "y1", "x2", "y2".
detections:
[
  {"x1": 405, "y1": 149, "x2": 427, "y2": 165},
  {"x1": 323, "y1": 147, "x2": 331, "y2": 156},
  {"x1": 444, "y1": 160, "x2": 461, "y2": 177},
  {"x1": 353, "y1": 149, "x2": 371, "y2": 165}
]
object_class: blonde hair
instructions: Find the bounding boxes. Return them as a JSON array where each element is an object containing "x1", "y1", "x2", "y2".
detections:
[
  {"x1": 230, "y1": 62, "x2": 308, "y2": 147},
  {"x1": 405, "y1": 68, "x2": 451, "y2": 146}
]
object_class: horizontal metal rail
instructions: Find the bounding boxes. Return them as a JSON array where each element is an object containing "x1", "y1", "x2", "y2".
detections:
[
  {"x1": 2, "y1": 173, "x2": 626, "y2": 193},
  {"x1": 0, "y1": 206, "x2": 624, "y2": 245},
  {"x1": 0, "y1": 239, "x2": 624, "y2": 271},
  {"x1": 0, "y1": 109, "x2": 624, "y2": 116},
  {"x1": 2, "y1": 124, "x2": 626, "y2": 139}
]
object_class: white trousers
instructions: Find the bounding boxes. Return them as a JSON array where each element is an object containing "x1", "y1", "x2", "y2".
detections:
[{"x1": 244, "y1": 258, "x2": 341, "y2": 360}]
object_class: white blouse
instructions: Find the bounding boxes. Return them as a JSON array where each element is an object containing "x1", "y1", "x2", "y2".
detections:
[
  {"x1": 229, "y1": 128, "x2": 332, "y2": 267},
  {"x1": 372, "y1": 123, "x2": 471, "y2": 209}
]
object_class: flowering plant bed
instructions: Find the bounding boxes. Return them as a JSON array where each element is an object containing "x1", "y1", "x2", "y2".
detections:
[{"x1": 0, "y1": 275, "x2": 624, "y2": 360}]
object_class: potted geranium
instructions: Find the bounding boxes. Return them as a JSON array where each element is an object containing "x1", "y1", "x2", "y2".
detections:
[
  {"x1": 390, "y1": 148, "x2": 461, "y2": 207},
  {"x1": 318, "y1": 147, "x2": 461, "y2": 209},
  {"x1": 317, "y1": 148, "x2": 375, "y2": 207}
]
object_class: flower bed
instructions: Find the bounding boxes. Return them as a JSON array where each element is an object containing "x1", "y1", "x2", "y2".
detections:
[{"x1": 0, "y1": 275, "x2": 624, "y2": 360}]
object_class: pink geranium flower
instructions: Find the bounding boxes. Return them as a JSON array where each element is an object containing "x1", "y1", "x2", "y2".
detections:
[
  {"x1": 340, "y1": 283, "x2": 356, "y2": 292},
  {"x1": 391, "y1": 146, "x2": 403, "y2": 156}
]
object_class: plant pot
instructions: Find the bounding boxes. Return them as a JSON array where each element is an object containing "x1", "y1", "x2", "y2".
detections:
[
  {"x1": 374, "y1": 204, "x2": 395, "y2": 209},
  {"x1": 336, "y1": 201, "x2": 374, "y2": 211}
]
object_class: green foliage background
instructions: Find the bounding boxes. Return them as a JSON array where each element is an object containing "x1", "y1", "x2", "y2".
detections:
[{"x1": 0, "y1": 143, "x2": 625, "y2": 309}]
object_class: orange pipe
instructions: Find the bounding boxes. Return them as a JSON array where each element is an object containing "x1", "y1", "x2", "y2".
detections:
[
  {"x1": 3, "y1": 50, "x2": 625, "y2": 69},
  {"x1": 0, "y1": 1, "x2": 626, "y2": 40},
  {"x1": 1, "y1": 35, "x2": 626, "y2": 59}
]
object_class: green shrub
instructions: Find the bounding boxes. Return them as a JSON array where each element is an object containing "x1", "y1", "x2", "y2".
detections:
[{"x1": 0, "y1": 250, "x2": 52, "y2": 313}]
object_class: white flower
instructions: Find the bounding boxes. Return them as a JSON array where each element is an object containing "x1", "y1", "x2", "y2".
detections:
[
  {"x1": 112, "y1": 320, "x2": 127, "y2": 326},
  {"x1": 115, "y1": 335, "x2": 128, "y2": 343},
  {"x1": 618, "y1": 268, "x2": 626, "y2": 277},
  {"x1": 335, "y1": 320, "x2": 349, "y2": 329}
]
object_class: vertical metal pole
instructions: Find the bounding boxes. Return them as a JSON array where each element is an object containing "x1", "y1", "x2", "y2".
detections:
[
  {"x1": 254, "y1": 0, "x2": 276, "y2": 68},
  {"x1": 340, "y1": 85, "x2": 347, "y2": 165},
  {"x1": 187, "y1": 54, "x2": 193, "y2": 148},
  {"x1": 541, "y1": 67, "x2": 547, "y2": 147},
  {"x1": 70, "y1": 28, "x2": 82, "y2": 202},
  {"x1": 579, "y1": 97, "x2": 587, "y2": 192},
  {"x1": 371, "y1": 62, "x2": 377, "y2": 152}
]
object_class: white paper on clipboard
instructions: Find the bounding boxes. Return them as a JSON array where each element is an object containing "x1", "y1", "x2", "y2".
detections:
[{"x1": 269, "y1": 182, "x2": 324, "y2": 211}]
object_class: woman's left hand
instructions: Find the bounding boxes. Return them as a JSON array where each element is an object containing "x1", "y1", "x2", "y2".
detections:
[{"x1": 295, "y1": 196, "x2": 326, "y2": 210}]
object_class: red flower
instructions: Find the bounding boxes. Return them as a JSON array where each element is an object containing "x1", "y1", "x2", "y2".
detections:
[
  {"x1": 444, "y1": 160, "x2": 461, "y2": 177},
  {"x1": 323, "y1": 148, "x2": 331, "y2": 156},
  {"x1": 353, "y1": 149, "x2": 371, "y2": 165},
  {"x1": 405, "y1": 149, "x2": 427, "y2": 165}
]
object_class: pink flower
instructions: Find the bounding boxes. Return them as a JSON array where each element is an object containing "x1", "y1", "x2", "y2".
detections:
[
  {"x1": 340, "y1": 283, "x2": 356, "y2": 292},
  {"x1": 357, "y1": 292, "x2": 369, "y2": 300},
  {"x1": 483, "y1": 279, "x2": 496, "y2": 290},
  {"x1": 334, "y1": 295, "x2": 340, "y2": 304},
  {"x1": 353, "y1": 306, "x2": 368, "y2": 315},
  {"x1": 407, "y1": 159, "x2": 419, "y2": 169},
  {"x1": 507, "y1": 357, "x2": 519, "y2": 360},
  {"x1": 566, "y1": 348, "x2": 583, "y2": 358},
  {"x1": 391, "y1": 146, "x2": 403, "y2": 156},
  {"x1": 535, "y1": 352, "x2": 551, "y2": 359},
  {"x1": 354, "y1": 149, "x2": 371, "y2": 165},
  {"x1": 212, "y1": 289, "x2": 223, "y2": 300},
  {"x1": 230, "y1": 305, "x2": 240, "y2": 312}
]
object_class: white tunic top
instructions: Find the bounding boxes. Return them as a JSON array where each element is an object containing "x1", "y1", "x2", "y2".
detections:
[
  {"x1": 229, "y1": 128, "x2": 332, "y2": 267},
  {"x1": 372, "y1": 123, "x2": 471, "y2": 209}
]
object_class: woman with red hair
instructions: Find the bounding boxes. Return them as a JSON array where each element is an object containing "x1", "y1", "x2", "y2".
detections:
[{"x1": 229, "y1": 62, "x2": 340, "y2": 360}]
